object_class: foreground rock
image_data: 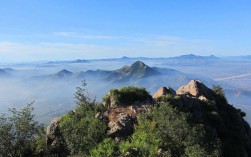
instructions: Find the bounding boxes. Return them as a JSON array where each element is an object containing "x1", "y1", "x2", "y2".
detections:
[
  {"x1": 46, "y1": 117, "x2": 66, "y2": 155},
  {"x1": 106, "y1": 104, "x2": 151, "y2": 140},
  {"x1": 107, "y1": 113, "x2": 137, "y2": 140}
]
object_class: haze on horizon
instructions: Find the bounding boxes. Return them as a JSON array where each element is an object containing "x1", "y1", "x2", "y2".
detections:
[{"x1": 0, "y1": 0, "x2": 251, "y2": 62}]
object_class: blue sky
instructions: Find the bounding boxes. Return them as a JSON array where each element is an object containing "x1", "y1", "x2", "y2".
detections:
[{"x1": 0, "y1": 0, "x2": 251, "y2": 62}]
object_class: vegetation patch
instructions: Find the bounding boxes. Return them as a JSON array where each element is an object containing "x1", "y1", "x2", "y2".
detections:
[{"x1": 103, "y1": 86, "x2": 152, "y2": 107}]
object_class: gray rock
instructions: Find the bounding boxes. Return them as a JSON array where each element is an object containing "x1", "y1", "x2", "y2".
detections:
[
  {"x1": 153, "y1": 86, "x2": 176, "y2": 99},
  {"x1": 46, "y1": 117, "x2": 61, "y2": 144},
  {"x1": 176, "y1": 80, "x2": 215, "y2": 100},
  {"x1": 46, "y1": 117, "x2": 66, "y2": 155},
  {"x1": 107, "y1": 113, "x2": 136, "y2": 138}
]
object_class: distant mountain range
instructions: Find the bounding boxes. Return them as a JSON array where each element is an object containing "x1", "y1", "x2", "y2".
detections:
[
  {"x1": 3, "y1": 54, "x2": 251, "y2": 67},
  {"x1": 169, "y1": 54, "x2": 219, "y2": 60},
  {"x1": 1, "y1": 60, "x2": 251, "y2": 123},
  {"x1": 42, "y1": 54, "x2": 220, "y2": 65},
  {"x1": 47, "y1": 59, "x2": 89, "y2": 64},
  {"x1": 224, "y1": 55, "x2": 251, "y2": 60},
  {"x1": 2, "y1": 60, "x2": 249, "y2": 94},
  {"x1": 2, "y1": 60, "x2": 251, "y2": 100},
  {"x1": 27, "y1": 60, "x2": 251, "y2": 105},
  {"x1": 30, "y1": 61, "x2": 188, "y2": 85}
]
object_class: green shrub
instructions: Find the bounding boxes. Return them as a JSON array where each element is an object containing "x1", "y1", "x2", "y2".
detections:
[
  {"x1": 152, "y1": 103, "x2": 222, "y2": 157},
  {"x1": 60, "y1": 112, "x2": 106, "y2": 155},
  {"x1": 103, "y1": 86, "x2": 152, "y2": 107},
  {"x1": 60, "y1": 81, "x2": 106, "y2": 156},
  {"x1": 173, "y1": 95, "x2": 181, "y2": 101},
  {"x1": 0, "y1": 102, "x2": 42, "y2": 157},
  {"x1": 119, "y1": 114, "x2": 160, "y2": 157},
  {"x1": 90, "y1": 138, "x2": 118, "y2": 157},
  {"x1": 156, "y1": 94, "x2": 173, "y2": 103}
]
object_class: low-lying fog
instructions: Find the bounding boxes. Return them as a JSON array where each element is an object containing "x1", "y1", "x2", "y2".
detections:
[{"x1": 1, "y1": 58, "x2": 251, "y2": 124}]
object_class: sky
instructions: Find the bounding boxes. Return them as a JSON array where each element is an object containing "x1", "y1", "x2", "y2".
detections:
[{"x1": 0, "y1": 0, "x2": 251, "y2": 62}]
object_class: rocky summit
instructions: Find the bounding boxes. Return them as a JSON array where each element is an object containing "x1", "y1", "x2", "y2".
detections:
[
  {"x1": 153, "y1": 86, "x2": 176, "y2": 99},
  {"x1": 176, "y1": 79, "x2": 215, "y2": 100},
  {"x1": 45, "y1": 80, "x2": 251, "y2": 157}
]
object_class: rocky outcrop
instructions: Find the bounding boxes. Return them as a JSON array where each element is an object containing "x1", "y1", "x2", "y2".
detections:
[
  {"x1": 153, "y1": 86, "x2": 176, "y2": 99},
  {"x1": 45, "y1": 80, "x2": 251, "y2": 157},
  {"x1": 46, "y1": 117, "x2": 66, "y2": 155},
  {"x1": 107, "y1": 113, "x2": 136, "y2": 140},
  {"x1": 176, "y1": 80, "x2": 215, "y2": 100},
  {"x1": 46, "y1": 117, "x2": 61, "y2": 145},
  {"x1": 172, "y1": 80, "x2": 251, "y2": 156}
]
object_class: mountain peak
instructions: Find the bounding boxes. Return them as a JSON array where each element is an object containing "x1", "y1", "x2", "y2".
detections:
[
  {"x1": 56, "y1": 69, "x2": 73, "y2": 77},
  {"x1": 107, "y1": 61, "x2": 160, "y2": 82},
  {"x1": 131, "y1": 61, "x2": 147, "y2": 68},
  {"x1": 129, "y1": 61, "x2": 150, "y2": 74},
  {"x1": 121, "y1": 56, "x2": 130, "y2": 59},
  {"x1": 179, "y1": 54, "x2": 200, "y2": 59}
]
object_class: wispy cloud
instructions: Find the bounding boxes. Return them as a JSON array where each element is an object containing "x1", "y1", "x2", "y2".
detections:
[
  {"x1": 0, "y1": 41, "x2": 123, "y2": 62},
  {"x1": 53, "y1": 32, "x2": 122, "y2": 40},
  {"x1": 0, "y1": 34, "x2": 218, "y2": 62},
  {"x1": 0, "y1": 41, "x2": 28, "y2": 53}
]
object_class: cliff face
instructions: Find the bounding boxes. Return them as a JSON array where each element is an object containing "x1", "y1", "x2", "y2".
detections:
[{"x1": 46, "y1": 80, "x2": 251, "y2": 157}]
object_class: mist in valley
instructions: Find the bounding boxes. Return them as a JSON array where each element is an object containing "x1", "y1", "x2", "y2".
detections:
[{"x1": 1, "y1": 58, "x2": 251, "y2": 124}]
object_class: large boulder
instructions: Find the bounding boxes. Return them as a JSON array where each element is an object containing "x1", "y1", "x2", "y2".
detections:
[
  {"x1": 153, "y1": 86, "x2": 176, "y2": 99},
  {"x1": 46, "y1": 117, "x2": 61, "y2": 144},
  {"x1": 107, "y1": 113, "x2": 136, "y2": 139},
  {"x1": 46, "y1": 117, "x2": 66, "y2": 155},
  {"x1": 176, "y1": 80, "x2": 215, "y2": 100}
]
